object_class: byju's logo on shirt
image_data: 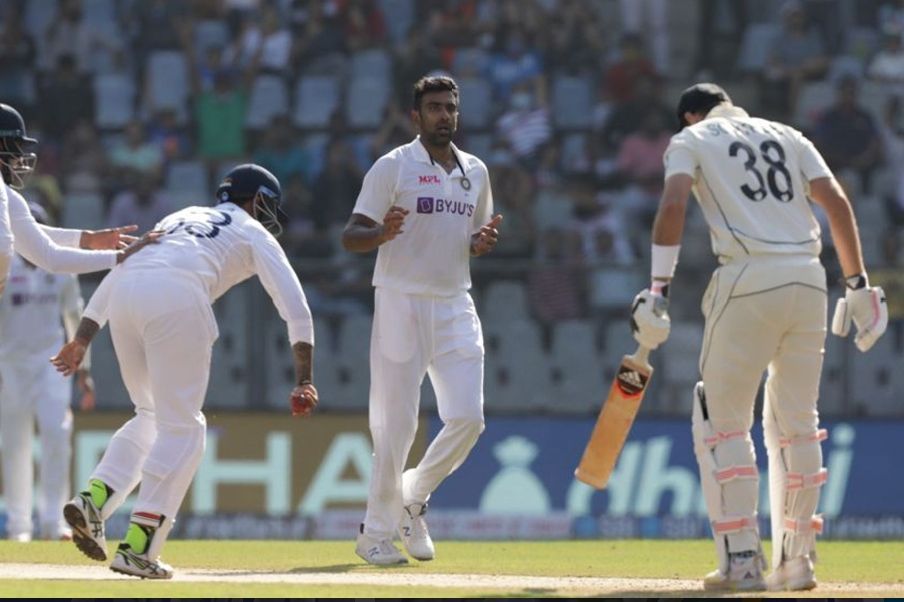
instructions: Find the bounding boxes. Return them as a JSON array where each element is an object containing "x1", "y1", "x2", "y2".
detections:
[{"x1": 416, "y1": 196, "x2": 474, "y2": 216}]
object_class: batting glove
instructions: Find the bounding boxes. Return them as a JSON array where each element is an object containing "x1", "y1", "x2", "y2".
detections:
[
  {"x1": 831, "y1": 275, "x2": 888, "y2": 352},
  {"x1": 631, "y1": 287, "x2": 670, "y2": 350}
]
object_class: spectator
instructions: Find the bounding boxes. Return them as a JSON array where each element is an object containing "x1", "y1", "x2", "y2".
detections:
[
  {"x1": 527, "y1": 226, "x2": 585, "y2": 323},
  {"x1": 495, "y1": 81, "x2": 552, "y2": 168},
  {"x1": 38, "y1": 54, "x2": 95, "y2": 142},
  {"x1": 615, "y1": 106, "x2": 672, "y2": 198},
  {"x1": 879, "y1": 95, "x2": 904, "y2": 224},
  {"x1": 486, "y1": 28, "x2": 546, "y2": 105},
  {"x1": 59, "y1": 122, "x2": 108, "y2": 194},
  {"x1": 147, "y1": 108, "x2": 192, "y2": 166},
  {"x1": 42, "y1": 0, "x2": 121, "y2": 75},
  {"x1": 194, "y1": 70, "x2": 248, "y2": 165},
  {"x1": 695, "y1": 0, "x2": 747, "y2": 79},
  {"x1": 106, "y1": 171, "x2": 173, "y2": 234},
  {"x1": 311, "y1": 137, "x2": 363, "y2": 232},
  {"x1": 108, "y1": 120, "x2": 164, "y2": 183},
  {"x1": 0, "y1": 4, "x2": 36, "y2": 110},
  {"x1": 291, "y1": 0, "x2": 347, "y2": 71},
  {"x1": 131, "y1": 0, "x2": 189, "y2": 66},
  {"x1": 248, "y1": 4, "x2": 293, "y2": 76},
  {"x1": 599, "y1": 74, "x2": 672, "y2": 152},
  {"x1": 569, "y1": 174, "x2": 635, "y2": 266},
  {"x1": 253, "y1": 115, "x2": 311, "y2": 185},
  {"x1": 604, "y1": 33, "x2": 658, "y2": 105},
  {"x1": 812, "y1": 75, "x2": 884, "y2": 194},
  {"x1": 282, "y1": 174, "x2": 333, "y2": 259},
  {"x1": 868, "y1": 26, "x2": 904, "y2": 94},
  {"x1": 487, "y1": 143, "x2": 536, "y2": 258},
  {"x1": 342, "y1": 0, "x2": 387, "y2": 52},
  {"x1": 618, "y1": 0, "x2": 668, "y2": 73},
  {"x1": 195, "y1": 45, "x2": 234, "y2": 92},
  {"x1": 393, "y1": 28, "x2": 442, "y2": 107},
  {"x1": 370, "y1": 102, "x2": 417, "y2": 159},
  {"x1": 761, "y1": 0, "x2": 829, "y2": 116}
]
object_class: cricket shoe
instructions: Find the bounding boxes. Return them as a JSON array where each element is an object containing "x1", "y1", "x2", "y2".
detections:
[
  {"x1": 767, "y1": 555, "x2": 817, "y2": 591},
  {"x1": 110, "y1": 543, "x2": 174, "y2": 579},
  {"x1": 703, "y1": 551, "x2": 766, "y2": 592},
  {"x1": 355, "y1": 532, "x2": 408, "y2": 565},
  {"x1": 63, "y1": 493, "x2": 107, "y2": 561},
  {"x1": 399, "y1": 502, "x2": 435, "y2": 561},
  {"x1": 8, "y1": 532, "x2": 31, "y2": 543}
]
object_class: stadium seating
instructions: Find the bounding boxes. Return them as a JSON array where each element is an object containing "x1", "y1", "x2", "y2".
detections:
[
  {"x1": 245, "y1": 75, "x2": 290, "y2": 130},
  {"x1": 293, "y1": 76, "x2": 341, "y2": 129},
  {"x1": 95, "y1": 73, "x2": 136, "y2": 129},
  {"x1": 552, "y1": 74, "x2": 594, "y2": 129}
]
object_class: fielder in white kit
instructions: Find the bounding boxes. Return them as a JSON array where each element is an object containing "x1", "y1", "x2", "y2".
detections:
[
  {"x1": 0, "y1": 203, "x2": 96, "y2": 542},
  {"x1": 342, "y1": 76, "x2": 502, "y2": 565},
  {"x1": 630, "y1": 84, "x2": 887, "y2": 592},
  {"x1": 51, "y1": 164, "x2": 319, "y2": 579}
]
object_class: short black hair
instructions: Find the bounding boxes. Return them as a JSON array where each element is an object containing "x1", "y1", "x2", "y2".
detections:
[
  {"x1": 676, "y1": 83, "x2": 731, "y2": 129},
  {"x1": 413, "y1": 75, "x2": 459, "y2": 110}
]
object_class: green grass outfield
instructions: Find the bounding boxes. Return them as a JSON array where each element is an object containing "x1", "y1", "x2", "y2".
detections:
[{"x1": 0, "y1": 540, "x2": 902, "y2": 597}]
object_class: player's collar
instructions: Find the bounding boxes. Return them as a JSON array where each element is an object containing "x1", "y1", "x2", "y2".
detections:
[
  {"x1": 411, "y1": 136, "x2": 463, "y2": 166},
  {"x1": 706, "y1": 105, "x2": 749, "y2": 120}
]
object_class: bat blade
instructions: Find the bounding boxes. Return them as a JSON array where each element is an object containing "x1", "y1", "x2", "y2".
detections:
[{"x1": 574, "y1": 347, "x2": 653, "y2": 489}]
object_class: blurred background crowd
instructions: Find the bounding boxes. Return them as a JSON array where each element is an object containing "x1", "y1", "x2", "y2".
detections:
[{"x1": 1, "y1": 0, "x2": 902, "y2": 417}]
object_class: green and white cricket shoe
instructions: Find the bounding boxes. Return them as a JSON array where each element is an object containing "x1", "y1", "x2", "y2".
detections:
[
  {"x1": 355, "y1": 532, "x2": 408, "y2": 565},
  {"x1": 703, "y1": 551, "x2": 766, "y2": 592},
  {"x1": 767, "y1": 555, "x2": 817, "y2": 591},
  {"x1": 63, "y1": 493, "x2": 107, "y2": 561},
  {"x1": 110, "y1": 543, "x2": 174, "y2": 579},
  {"x1": 399, "y1": 502, "x2": 435, "y2": 561}
]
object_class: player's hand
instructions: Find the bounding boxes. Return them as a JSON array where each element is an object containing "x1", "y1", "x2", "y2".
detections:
[
  {"x1": 379, "y1": 206, "x2": 408, "y2": 243},
  {"x1": 115, "y1": 229, "x2": 164, "y2": 264},
  {"x1": 50, "y1": 339, "x2": 88, "y2": 377},
  {"x1": 471, "y1": 214, "x2": 503, "y2": 256},
  {"x1": 832, "y1": 282, "x2": 887, "y2": 352},
  {"x1": 76, "y1": 369, "x2": 96, "y2": 411},
  {"x1": 630, "y1": 287, "x2": 671, "y2": 350},
  {"x1": 80, "y1": 225, "x2": 139, "y2": 250},
  {"x1": 290, "y1": 383, "x2": 318, "y2": 417}
]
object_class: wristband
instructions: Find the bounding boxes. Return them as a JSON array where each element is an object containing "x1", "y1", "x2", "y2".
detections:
[
  {"x1": 844, "y1": 273, "x2": 868, "y2": 290},
  {"x1": 651, "y1": 244, "x2": 681, "y2": 279}
]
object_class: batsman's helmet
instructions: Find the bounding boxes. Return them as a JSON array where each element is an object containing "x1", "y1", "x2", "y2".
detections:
[
  {"x1": 216, "y1": 163, "x2": 285, "y2": 237},
  {"x1": 0, "y1": 103, "x2": 37, "y2": 189}
]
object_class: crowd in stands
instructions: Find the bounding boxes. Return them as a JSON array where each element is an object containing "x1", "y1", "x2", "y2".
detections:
[{"x1": 2, "y1": 0, "x2": 904, "y2": 414}]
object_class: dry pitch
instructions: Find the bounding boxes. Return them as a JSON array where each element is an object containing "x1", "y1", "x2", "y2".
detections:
[{"x1": 0, "y1": 540, "x2": 901, "y2": 597}]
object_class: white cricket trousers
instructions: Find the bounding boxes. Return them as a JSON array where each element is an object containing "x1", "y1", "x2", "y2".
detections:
[
  {"x1": 694, "y1": 256, "x2": 827, "y2": 566},
  {"x1": 0, "y1": 360, "x2": 72, "y2": 538},
  {"x1": 362, "y1": 288, "x2": 485, "y2": 539},
  {"x1": 89, "y1": 270, "x2": 217, "y2": 542}
]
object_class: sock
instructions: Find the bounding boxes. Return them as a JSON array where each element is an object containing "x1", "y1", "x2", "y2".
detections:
[
  {"x1": 123, "y1": 511, "x2": 164, "y2": 554},
  {"x1": 123, "y1": 523, "x2": 152, "y2": 554},
  {"x1": 82, "y1": 478, "x2": 113, "y2": 510}
]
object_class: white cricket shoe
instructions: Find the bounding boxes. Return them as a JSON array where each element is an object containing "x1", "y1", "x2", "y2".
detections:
[
  {"x1": 8, "y1": 532, "x2": 31, "y2": 543},
  {"x1": 767, "y1": 555, "x2": 817, "y2": 591},
  {"x1": 355, "y1": 532, "x2": 408, "y2": 566},
  {"x1": 399, "y1": 502, "x2": 435, "y2": 561},
  {"x1": 703, "y1": 551, "x2": 766, "y2": 592},
  {"x1": 110, "y1": 543, "x2": 174, "y2": 579},
  {"x1": 63, "y1": 493, "x2": 107, "y2": 561}
]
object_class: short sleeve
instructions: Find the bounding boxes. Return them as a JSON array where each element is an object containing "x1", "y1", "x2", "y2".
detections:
[
  {"x1": 663, "y1": 132, "x2": 698, "y2": 180},
  {"x1": 351, "y1": 154, "x2": 399, "y2": 223},
  {"x1": 795, "y1": 130, "x2": 834, "y2": 181}
]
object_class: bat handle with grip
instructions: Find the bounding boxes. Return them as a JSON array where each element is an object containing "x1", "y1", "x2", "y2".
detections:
[{"x1": 630, "y1": 345, "x2": 652, "y2": 370}]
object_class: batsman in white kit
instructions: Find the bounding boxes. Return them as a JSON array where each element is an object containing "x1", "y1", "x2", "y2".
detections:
[
  {"x1": 51, "y1": 164, "x2": 319, "y2": 579},
  {"x1": 342, "y1": 76, "x2": 502, "y2": 565},
  {"x1": 0, "y1": 203, "x2": 97, "y2": 542},
  {"x1": 630, "y1": 83, "x2": 887, "y2": 592}
]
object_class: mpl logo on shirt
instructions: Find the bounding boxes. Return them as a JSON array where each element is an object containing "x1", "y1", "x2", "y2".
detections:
[
  {"x1": 416, "y1": 196, "x2": 474, "y2": 216},
  {"x1": 419, "y1": 175, "x2": 442, "y2": 185}
]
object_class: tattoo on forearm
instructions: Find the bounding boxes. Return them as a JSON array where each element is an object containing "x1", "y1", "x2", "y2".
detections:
[
  {"x1": 75, "y1": 318, "x2": 100, "y2": 346},
  {"x1": 292, "y1": 342, "x2": 313, "y2": 385}
]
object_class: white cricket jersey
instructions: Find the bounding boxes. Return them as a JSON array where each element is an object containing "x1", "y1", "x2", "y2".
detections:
[
  {"x1": 0, "y1": 255, "x2": 83, "y2": 362},
  {"x1": 664, "y1": 105, "x2": 833, "y2": 262},
  {"x1": 5, "y1": 184, "x2": 117, "y2": 273},
  {"x1": 352, "y1": 137, "x2": 494, "y2": 296},
  {"x1": 83, "y1": 203, "x2": 314, "y2": 345}
]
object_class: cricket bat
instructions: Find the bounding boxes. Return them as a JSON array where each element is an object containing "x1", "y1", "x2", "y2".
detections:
[{"x1": 574, "y1": 345, "x2": 653, "y2": 489}]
